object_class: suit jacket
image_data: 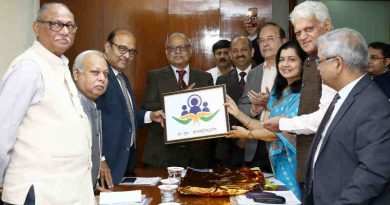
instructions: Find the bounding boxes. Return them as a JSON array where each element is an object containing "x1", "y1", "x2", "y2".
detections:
[
  {"x1": 79, "y1": 93, "x2": 102, "y2": 187},
  {"x1": 215, "y1": 68, "x2": 245, "y2": 166},
  {"x1": 142, "y1": 66, "x2": 214, "y2": 168},
  {"x1": 236, "y1": 64, "x2": 271, "y2": 172},
  {"x1": 303, "y1": 75, "x2": 390, "y2": 205},
  {"x1": 96, "y1": 66, "x2": 146, "y2": 185},
  {"x1": 373, "y1": 70, "x2": 390, "y2": 99}
]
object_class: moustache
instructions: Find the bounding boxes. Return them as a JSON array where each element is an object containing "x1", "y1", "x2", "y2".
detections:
[
  {"x1": 54, "y1": 36, "x2": 71, "y2": 43},
  {"x1": 219, "y1": 58, "x2": 227, "y2": 62},
  {"x1": 236, "y1": 55, "x2": 246, "y2": 59}
]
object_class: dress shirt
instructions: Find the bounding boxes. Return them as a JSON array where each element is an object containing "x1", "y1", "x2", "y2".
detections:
[
  {"x1": 207, "y1": 66, "x2": 233, "y2": 85},
  {"x1": 313, "y1": 75, "x2": 364, "y2": 167},
  {"x1": 236, "y1": 65, "x2": 252, "y2": 82},
  {"x1": 0, "y1": 41, "x2": 67, "y2": 186},
  {"x1": 259, "y1": 62, "x2": 277, "y2": 120},
  {"x1": 111, "y1": 68, "x2": 151, "y2": 123},
  {"x1": 171, "y1": 64, "x2": 190, "y2": 85},
  {"x1": 261, "y1": 62, "x2": 277, "y2": 93},
  {"x1": 279, "y1": 83, "x2": 336, "y2": 134},
  {"x1": 248, "y1": 34, "x2": 257, "y2": 41}
]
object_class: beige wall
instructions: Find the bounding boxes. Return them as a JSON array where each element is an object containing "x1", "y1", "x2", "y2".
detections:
[{"x1": 0, "y1": 0, "x2": 39, "y2": 78}]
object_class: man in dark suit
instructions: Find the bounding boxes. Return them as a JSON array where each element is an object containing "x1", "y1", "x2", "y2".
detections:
[
  {"x1": 368, "y1": 42, "x2": 390, "y2": 98},
  {"x1": 214, "y1": 35, "x2": 254, "y2": 167},
  {"x1": 303, "y1": 28, "x2": 390, "y2": 204},
  {"x1": 96, "y1": 29, "x2": 164, "y2": 185},
  {"x1": 238, "y1": 23, "x2": 286, "y2": 172},
  {"x1": 142, "y1": 32, "x2": 214, "y2": 168}
]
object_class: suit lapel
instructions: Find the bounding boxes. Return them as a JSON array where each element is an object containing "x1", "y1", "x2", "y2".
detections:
[
  {"x1": 317, "y1": 75, "x2": 372, "y2": 155},
  {"x1": 108, "y1": 66, "x2": 131, "y2": 121},
  {"x1": 162, "y1": 66, "x2": 180, "y2": 92}
]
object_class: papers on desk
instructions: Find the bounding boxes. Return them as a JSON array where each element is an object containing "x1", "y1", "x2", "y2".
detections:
[
  {"x1": 99, "y1": 190, "x2": 152, "y2": 205},
  {"x1": 120, "y1": 177, "x2": 161, "y2": 186},
  {"x1": 230, "y1": 191, "x2": 301, "y2": 205}
]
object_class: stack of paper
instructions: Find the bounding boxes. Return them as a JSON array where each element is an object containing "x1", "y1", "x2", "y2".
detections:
[{"x1": 99, "y1": 190, "x2": 152, "y2": 205}]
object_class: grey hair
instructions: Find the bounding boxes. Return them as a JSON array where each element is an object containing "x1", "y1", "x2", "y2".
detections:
[
  {"x1": 230, "y1": 35, "x2": 253, "y2": 49},
  {"x1": 290, "y1": 1, "x2": 330, "y2": 27},
  {"x1": 166, "y1": 32, "x2": 192, "y2": 48},
  {"x1": 73, "y1": 50, "x2": 106, "y2": 72},
  {"x1": 317, "y1": 28, "x2": 369, "y2": 72},
  {"x1": 36, "y1": 3, "x2": 72, "y2": 21}
]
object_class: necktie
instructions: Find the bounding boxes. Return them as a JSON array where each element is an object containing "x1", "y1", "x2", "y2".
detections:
[
  {"x1": 117, "y1": 73, "x2": 136, "y2": 147},
  {"x1": 177, "y1": 70, "x2": 187, "y2": 90},
  {"x1": 308, "y1": 93, "x2": 340, "y2": 191},
  {"x1": 239, "y1": 71, "x2": 247, "y2": 95}
]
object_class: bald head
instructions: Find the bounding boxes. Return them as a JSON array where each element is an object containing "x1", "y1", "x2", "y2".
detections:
[{"x1": 165, "y1": 33, "x2": 192, "y2": 69}]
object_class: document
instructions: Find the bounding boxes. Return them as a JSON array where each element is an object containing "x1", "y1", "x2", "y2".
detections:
[{"x1": 99, "y1": 190, "x2": 142, "y2": 204}]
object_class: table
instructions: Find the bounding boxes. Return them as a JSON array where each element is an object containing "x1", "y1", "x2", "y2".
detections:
[{"x1": 112, "y1": 168, "x2": 231, "y2": 205}]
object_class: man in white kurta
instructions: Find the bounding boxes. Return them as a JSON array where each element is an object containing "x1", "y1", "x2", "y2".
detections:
[{"x1": 0, "y1": 3, "x2": 95, "y2": 205}]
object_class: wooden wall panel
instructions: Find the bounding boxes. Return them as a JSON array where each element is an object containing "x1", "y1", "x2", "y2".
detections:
[
  {"x1": 220, "y1": 0, "x2": 272, "y2": 39},
  {"x1": 168, "y1": 0, "x2": 220, "y2": 71},
  {"x1": 40, "y1": 0, "x2": 105, "y2": 64}
]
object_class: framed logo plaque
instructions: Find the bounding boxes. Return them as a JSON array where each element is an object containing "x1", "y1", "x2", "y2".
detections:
[{"x1": 162, "y1": 85, "x2": 229, "y2": 144}]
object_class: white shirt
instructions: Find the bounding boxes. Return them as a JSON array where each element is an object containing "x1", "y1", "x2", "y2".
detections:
[
  {"x1": 260, "y1": 62, "x2": 277, "y2": 120},
  {"x1": 111, "y1": 68, "x2": 151, "y2": 123},
  {"x1": 236, "y1": 65, "x2": 252, "y2": 82},
  {"x1": 313, "y1": 75, "x2": 364, "y2": 167},
  {"x1": 207, "y1": 66, "x2": 233, "y2": 85},
  {"x1": 171, "y1": 64, "x2": 190, "y2": 85},
  {"x1": 261, "y1": 61, "x2": 277, "y2": 93},
  {"x1": 279, "y1": 83, "x2": 337, "y2": 134}
]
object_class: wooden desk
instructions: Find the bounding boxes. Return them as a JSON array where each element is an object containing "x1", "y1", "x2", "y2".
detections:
[{"x1": 113, "y1": 168, "x2": 231, "y2": 205}]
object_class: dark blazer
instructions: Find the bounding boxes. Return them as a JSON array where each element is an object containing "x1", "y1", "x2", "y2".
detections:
[
  {"x1": 214, "y1": 68, "x2": 245, "y2": 167},
  {"x1": 142, "y1": 66, "x2": 214, "y2": 168},
  {"x1": 373, "y1": 70, "x2": 390, "y2": 99},
  {"x1": 96, "y1": 66, "x2": 146, "y2": 185},
  {"x1": 303, "y1": 75, "x2": 390, "y2": 205}
]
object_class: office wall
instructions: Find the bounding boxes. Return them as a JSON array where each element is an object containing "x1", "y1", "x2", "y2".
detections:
[
  {"x1": 0, "y1": 0, "x2": 39, "y2": 78},
  {"x1": 297, "y1": 0, "x2": 389, "y2": 43}
]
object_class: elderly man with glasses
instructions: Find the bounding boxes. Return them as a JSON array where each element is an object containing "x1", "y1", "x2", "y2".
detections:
[
  {"x1": 141, "y1": 32, "x2": 214, "y2": 168},
  {"x1": 96, "y1": 29, "x2": 165, "y2": 186},
  {"x1": 0, "y1": 3, "x2": 95, "y2": 204}
]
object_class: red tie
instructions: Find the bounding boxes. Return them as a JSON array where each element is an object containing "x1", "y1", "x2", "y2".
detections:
[{"x1": 177, "y1": 70, "x2": 187, "y2": 90}]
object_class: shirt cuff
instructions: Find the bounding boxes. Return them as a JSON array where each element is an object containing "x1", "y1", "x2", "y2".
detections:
[
  {"x1": 279, "y1": 117, "x2": 291, "y2": 132},
  {"x1": 100, "y1": 156, "x2": 106, "y2": 161},
  {"x1": 144, "y1": 111, "x2": 152, "y2": 123}
]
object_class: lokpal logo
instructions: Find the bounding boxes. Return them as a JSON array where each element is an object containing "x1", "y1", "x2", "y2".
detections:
[{"x1": 172, "y1": 94, "x2": 219, "y2": 125}]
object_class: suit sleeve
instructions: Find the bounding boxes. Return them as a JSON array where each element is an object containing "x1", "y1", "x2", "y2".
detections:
[
  {"x1": 142, "y1": 71, "x2": 161, "y2": 111},
  {"x1": 336, "y1": 102, "x2": 390, "y2": 204},
  {"x1": 205, "y1": 72, "x2": 214, "y2": 86}
]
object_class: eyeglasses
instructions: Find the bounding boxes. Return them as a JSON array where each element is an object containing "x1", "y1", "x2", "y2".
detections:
[
  {"x1": 315, "y1": 56, "x2": 338, "y2": 66},
  {"x1": 37, "y1": 20, "x2": 79, "y2": 33},
  {"x1": 258, "y1": 36, "x2": 280, "y2": 44},
  {"x1": 110, "y1": 42, "x2": 138, "y2": 56},
  {"x1": 370, "y1": 56, "x2": 386, "y2": 61},
  {"x1": 166, "y1": 45, "x2": 190, "y2": 53}
]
